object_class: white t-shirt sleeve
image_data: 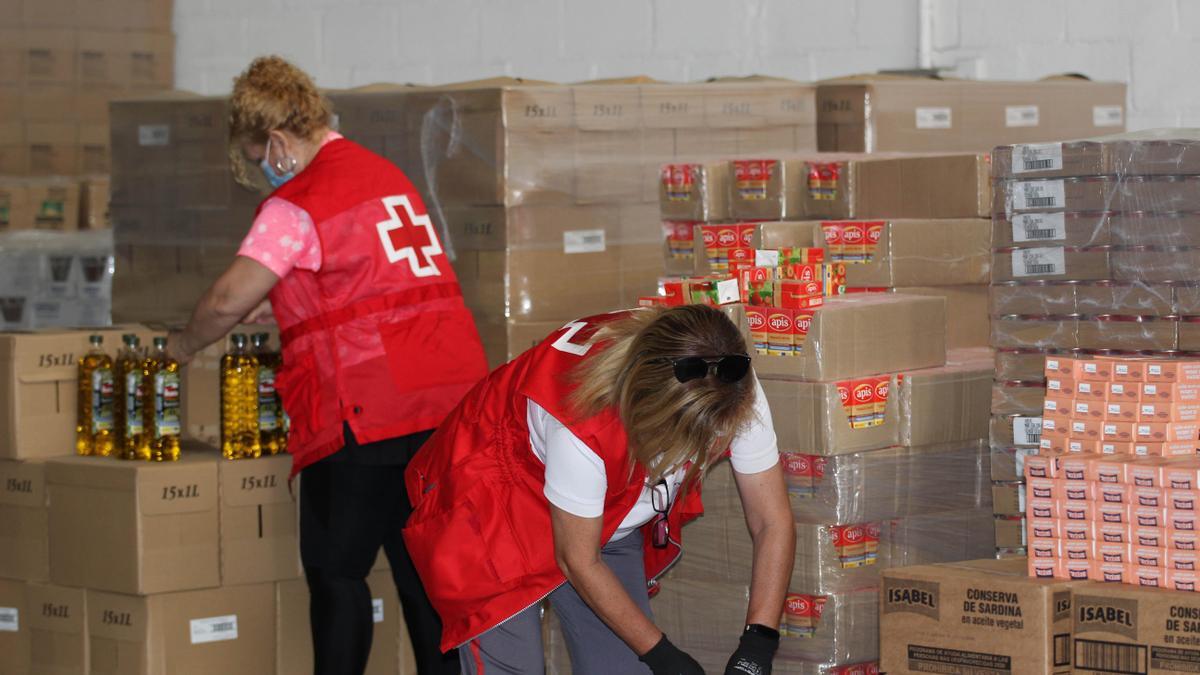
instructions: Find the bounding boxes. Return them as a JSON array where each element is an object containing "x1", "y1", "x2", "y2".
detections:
[
  {"x1": 535, "y1": 402, "x2": 609, "y2": 519},
  {"x1": 728, "y1": 377, "x2": 780, "y2": 475}
]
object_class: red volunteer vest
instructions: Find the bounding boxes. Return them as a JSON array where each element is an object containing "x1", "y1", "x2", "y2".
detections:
[
  {"x1": 263, "y1": 138, "x2": 488, "y2": 474},
  {"x1": 403, "y1": 312, "x2": 705, "y2": 651}
]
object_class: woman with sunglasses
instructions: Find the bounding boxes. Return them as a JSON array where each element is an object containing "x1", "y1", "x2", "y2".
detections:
[{"x1": 404, "y1": 304, "x2": 795, "y2": 675}]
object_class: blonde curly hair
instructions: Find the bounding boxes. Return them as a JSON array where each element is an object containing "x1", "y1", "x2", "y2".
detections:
[{"x1": 227, "y1": 55, "x2": 333, "y2": 189}]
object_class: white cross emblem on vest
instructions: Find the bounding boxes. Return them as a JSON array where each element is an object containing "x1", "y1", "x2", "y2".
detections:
[{"x1": 376, "y1": 195, "x2": 442, "y2": 278}]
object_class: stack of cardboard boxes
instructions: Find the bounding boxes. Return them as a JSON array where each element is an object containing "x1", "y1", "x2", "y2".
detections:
[
  {"x1": 0, "y1": 327, "x2": 416, "y2": 674},
  {"x1": 989, "y1": 132, "x2": 1200, "y2": 559}
]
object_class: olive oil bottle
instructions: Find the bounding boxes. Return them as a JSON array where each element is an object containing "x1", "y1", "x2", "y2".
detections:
[
  {"x1": 221, "y1": 333, "x2": 261, "y2": 459},
  {"x1": 115, "y1": 334, "x2": 150, "y2": 460},
  {"x1": 76, "y1": 334, "x2": 115, "y2": 457},
  {"x1": 252, "y1": 333, "x2": 286, "y2": 455},
  {"x1": 146, "y1": 337, "x2": 181, "y2": 461}
]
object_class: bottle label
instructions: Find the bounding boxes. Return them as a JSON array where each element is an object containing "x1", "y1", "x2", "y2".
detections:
[
  {"x1": 125, "y1": 372, "x2": 144, "y2": 436},
  {"x1": 92, "y1": 368, "x2": 114, "y2": 432},
  {"x1": 155, "y1": 371, "x2": 181, "y2": 438},
  {"x1": 257, "y1": 367, "x2": 279, "y2": 432}
]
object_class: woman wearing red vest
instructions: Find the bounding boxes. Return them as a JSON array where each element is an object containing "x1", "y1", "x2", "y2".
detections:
[
  {"x1": 404, "y1": 305, "x2": 796, "y2": 675},
  {"x1": 166, "y1": 57, "x2": 487, "y2": 675}
]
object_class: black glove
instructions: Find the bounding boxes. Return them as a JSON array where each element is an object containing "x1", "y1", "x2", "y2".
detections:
[
  {"x1": 639, "y1": 634, "x2": 706, "y2": 675},
  {"x1": 723, "y1": 624, "x2": 780, "y2": 675}
]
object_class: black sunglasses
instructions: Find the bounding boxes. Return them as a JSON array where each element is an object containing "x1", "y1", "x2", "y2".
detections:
[{"x1": 653, "y1": 354, "x2": 752, "y2": 384}]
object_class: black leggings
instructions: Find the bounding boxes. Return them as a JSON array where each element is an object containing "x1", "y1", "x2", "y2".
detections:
[{"x1": 299, "y1": 427, "x2": 459, "y2": 675}]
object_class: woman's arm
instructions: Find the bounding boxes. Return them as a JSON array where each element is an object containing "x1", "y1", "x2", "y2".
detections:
[
  {"x1": 733, "y1": 462, "x2": 795, "y2": 626},
  {"x1": 168, "y1": 256, "x2": 279, "y2": 363},
  {"x1": 550, "y1": 505, "x2": 662, "y2": 654}
]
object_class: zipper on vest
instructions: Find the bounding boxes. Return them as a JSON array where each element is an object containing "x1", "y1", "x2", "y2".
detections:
[
  {"x1": 646, "y1": 535, "x2": 684, "y2": 590},
  {"x1": 455, "y1": 582, "x2": 566, "y2": 650}
]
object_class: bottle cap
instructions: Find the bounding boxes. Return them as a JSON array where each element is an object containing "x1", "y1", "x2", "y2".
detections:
[
  {"x1": 123, "y1": 334, "x2": 139, "y2": 347},
  {"x1": 231, "y1": 333, "x2": 247, "y2": 348},
  {"x1": 89, "y1": 334, "x2": 103, "y2": 346},
  {"x1": 153, "y1": 336, "x2": 167, "y2": 350}
]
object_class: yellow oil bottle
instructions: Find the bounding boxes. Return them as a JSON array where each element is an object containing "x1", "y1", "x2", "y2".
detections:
[
  {"x1": 146, "y1": 337, "x2": 181, "y2": 461},
  {"x1": 221, "y1": 333, "x2": 261, "y2": 459},
  {"x1": 252, "y1": 333, "x2": 286, "y2": 455},
  {"x1": 115, "y1": 334, "x2": 150, "y2": 460},
  {"x1": 76, "y1": 334, "x2": 115, "y2": 457}
]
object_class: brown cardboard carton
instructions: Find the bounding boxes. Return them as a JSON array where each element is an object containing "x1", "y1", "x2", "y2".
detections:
[
  {"x1": 0, "y1": 578, "x2": 31, "y2": 674},
  {"x1": 899, "y1": 352, "x2": 993, "y2": 447},
  {"x1": 0, "y1": 122, "x2": 27, "y2": 175},
  {"x1": 80, "y1": 176, "x2": 110, "y2": 230},
  {"x1": 0, "y1": 459, "x2": 50, "y2": 581},
  {"x1": 0, "y1": 178, "x2": 34, "y2": 230},
  {"x1": 23, "y1": 30, "x2": 75, "y2": 86},
  {"x1": 703, "y1": 77, "x2": 817, "y2": 129},
  {"x1": 992, "y1": 136, "x2": 1200, "y2": 179},
  {"x1": 993, "y1": 515, "x2": 1026, "y2": 549},
  {"x1": 818, "y1": 75, "x2": 1126, "y2": 153},
  {"x1": 218, "y1": 453, "x2": 300, "y2": 586},
  {"x1": 804, "y1": 153, "x2": 991, "y2": 219},
  {"x1": 893, "y1": 286, "x2": 990, "y2": 349},
  {"x1": 78, "y1": 124, "x2": 111, "y2": 174},
  {"x1": 728, "y1": 158, "x2": 806, "y2": 221},
  {"x1": 658, "y1": 161, "x2": 729, "y2": 222},
  {"x1": 992, "y1": 212, "x2": 1111, "y2": 248},
  {"x1": 25, "y1": 177, "x2": 80, "y2": 231},
  {"x1": 832, "y1": 219, "x2": 992, "y2": 288},
  {"x1": 88, "y1": 582, "x2": 275, "y2": 675},
  {"x1": 880, "y1": 558, "x2": 1074, "y2": 675},
  {"x1": 753, "y1": 294, "x2": 946, "y2": 382},
  {"x1": 761, "y1": 377, "x2": 900, "y2": 456},
  {"x1": 1071, "y1": 582, "x2": 1200, "y2": 674},
  {"x1": 991, "y1": 247, "x2": 1111, "y2": 282},
  {"x1": 26, "y1": 582, "x2": 88, "y2": 675},
  {"x1": 47, "y1": 450, "x2": 220, "y2": 595},
  {"x1": 276, "y1": 571, "x2": 404, "y2": 675},
  {"x1": 26, "y1": 122, "x2": 78, "y2": 176}
]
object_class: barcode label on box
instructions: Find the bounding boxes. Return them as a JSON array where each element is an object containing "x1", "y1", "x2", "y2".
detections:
[
  {"x1": 0, "y1": 607, "x2": 17, "y2": 632},
  {"x1": 1006, "y1": 105, "x2": 1040, "y2": 128},
  {"x1": 1014, "y1": 417, "x2": 1044, "y2": 445},
  {"x1": 1012, "y1": 247, "x2": 1066, "y2": 277},
  {"x1": 716, "y1": 278, "x2": 739, "y2": 305},
  {"x1": 1075, "y1": 639, "x2": 1147, "y2": 674},
  {"x1": 1094, "y1": 105, "x2": 1125, "y2": 128},
  {"x1": 372, "y1": 598, "x2": 384, "y2": 623},
  {"x1": 1012, "y1": 180, "x2": 1065, "y2": 211},
  {"x1": 755, "y1": 250, "x2": 780, "y2": 267},
  {"x1": 915, "y1": 107, "x2": 952, "y2": 129},
  {"x1": 563, "y1": 229, "x2": 606, "y2": 254},
  {"x1": 1013, "y1": 143, "x2": 1063, "y2": 173},
  {"x1": 190, "y1": 615, "x2": 239, "y2": 644},
  {"x1": 1013, "y1": 212, "x2": 1066, "y2": 242},
  {"x1": 137, "y1": 124, "x2": 170, "y2": 147}
]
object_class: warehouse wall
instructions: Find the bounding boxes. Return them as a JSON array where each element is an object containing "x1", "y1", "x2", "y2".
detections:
[{"x1": 174, "y1": 0, "x2": 1190, "y2": 132}]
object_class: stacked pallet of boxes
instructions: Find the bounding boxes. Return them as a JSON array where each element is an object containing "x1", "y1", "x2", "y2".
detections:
[
  {"x1": 0, "y1": 326, "x2": 418, "y2": 674},
  {"x1": 989, "y1": 131, "x2": 1200, "y2": 559}
]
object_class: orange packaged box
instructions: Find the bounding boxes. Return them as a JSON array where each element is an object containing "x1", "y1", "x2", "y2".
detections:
[
  {"x1": 1134, "y1": 566, "x2": 1168, "y2": 588},
  {"x1": 1061, "y1": 559, "x2": 1097, "y2": 581},
  {"x1": 1064, "y1": 482, "x2": 1092, "y2": 503},
  {"x1": 1093, "y1": 561, "x2": 1129, "y2": 583},
  {"x1": 1060, "y1": 453, "x2": 1095, "y2": 481},
  {"x1": 1105, "y1": 401, "x2": 1138, "y2": 422},
  {"x1": 1170, "y1": 510, "x2": 1199, "y2": 533},
  {"x1": 1041, "y1": 415, "x2": 1069, "y2": 439},
  {"x1": 1075, "y1": 380, "x2": 1106, "y2": 401},
  {"x1": 776, "y1": 280, "x2": 824, "y2": 309},
  {"x1": 1145, "y1": 360, "x2": 1200, "y2": 384},
  {"x1": 1041, "y1": 436, "x2": 1067, "y2": 454},
  {"x1": 1107, "y1": 357, "x2": 1149, "y2": 383},
  {"x1": 1107, "y1": 381, "x2": 1139, "y2": 402},
  {"x1": 1027, "y1": 477, "x2": 1057, "y2": 501},
  {"x1": 1132, "y1": 526, "x2": 1166, "y2": 548},
  {"x1": 1099, "y1": 441, "x2": 1133, "y2": 455},
  {"x1": 1102, "y1": 421, "x2": 1135, "y2": 442},
  {"x1": 1024, "y1": 454, "x2": 1059, "y2": 479},
  {"x1": 1129, "y1": 460, "x2": 1165, "y2": 487},
  {"x1": 1027, "y1": 498, "x2": 1058, "y2": 520},
  {"x1": 1139, "y1": 402, "x2": 1173, "y2": 423},
  {"x1": 1133, "y1": 486, "x2": 1165, "y2": 509},
  {"x1": 1134, "y1": 506, "x2": 1168, "y2": 529},
  {"x1": 1168, "y1": 569, "x2": 1199, "y2": 591},
  {"x1": 1135, "y1": 422, "x2": 1200, "y2": 443},
  {"x1": 1133, "y1": 546, "x2": 1166, "y2": 568},
  {"x1": 1095, "y1": 482, "x2": 1127, "y2": 505},
  {"x1": 1141, "y1": 382, "x2": 1200, "y2": 402},
  {"x1": 1090, "y1": 455, "x2": 1130, "y2": 483},
  {"x1": 1132, "y1": 442, "x2": 1163, "y2": 458},
  {"x1": 1098, "y1": 542, "x2": 1132, "y2": 565},
  {"x1": 1062, "y1": 519, "x2": 1089, "y2": 541},
  {"x1": 1169, "y1": 490, "x2": 1200, "y2": 512},
  {"x1": 1170, "y1": 530, "x2": 1200, "y2": 553},
  {"x1": 1162, "y1": 459, "x2": 1200, "y2": 489},
  {"x1": 1068, "y1": 439, "x2": 1099, "y2": 454},
  {"x1": 1168, "y1": 550, "x2": 1199, "y2": 572},
  {"x1": 1076, "y1": 359, "x2": 1113, "y2": 382},
  {"x1": 1029, "y1": 537, "x2": 1059, "y2": 560},
  {"x1": 1096, "y1": 522, "x2": 1131, "y2": 544},
  {"x1": 1063, "y1": 540, "x2": 1094, "y2": 562},
  {"x1": 1070, "y1": 419, "x2": 1102, "y2": 440},
  {"x1": 1095, "y1": 503, "x2": 1130, "y2": 525},
  {"x1": 1029, "y1": 518, "x2": 1061, "y2": 539},
  {"x1": 1073, "y1": 400, "x2": 1103, "y2": 420},
  {"x1": 1045, "y1": 355, "x2": 1078, "y2": 378},
  {"x1": 1046, "y1": 375, "x2": 1076, "y2": 397},
  {"x1": 1028, "y1": 556, "x2": 1057, "y2": 579},
  {"x1": 1043, "y1": 394, "x2": 1072, "y2": 417}
]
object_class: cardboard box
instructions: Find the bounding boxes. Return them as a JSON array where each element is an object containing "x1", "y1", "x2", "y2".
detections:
[
  {"x1": 899, "y1": 352, "x2": 992, "y2": 447},
  {"x1": 992, "y1": 212, "x2": 1113, "y2": 248},
  {"x1": 728, "y1": 158, "x2": 805, "y2": 221},
  {"x1": 0, "y1": 577, "x2": 30, "y2": 673},
  {"x1": 658, "y1": 162, "x2": 729, "y2": 221},
  {"x1": 0, "y1": 179, "x2": 33, "y2": 230},
  {"x1": 25, "y1": 177, "x2": 80, "y2": 231},
  {"x1": 992, "y1": 136, "x2": 1200, "y2": 180},
  {"x1": 804, "y1": 153, "x2": 991, "y2": 219},
  {"x1": 81, "y1": 175, "x2": 110, "y2": 230},
  {"x1": 276, "y1": 571, "x2": 411, "y2": 675},
  {"x1": 818, "y1": 75, "x2": 1126, "y2": 153},
  {"x1": 834, "y1": 219, "x2": 992, "y2": 287},
  {"x1": 761, "y1": 376, "x2": 900, "y2": 456},
  {"x1": 47, "y1": 450, "x2": 220, "y2": 595},
  {"x1": 26, "y1": 582, "x2": 88, "y2": 674},
  {"x1": 753, "y1": 294, "x2": 946, "y2": 382},
  {"x1": 0, "y1": 459, "x2": 50, "y2": 581},
  {"x1": 992, "y1": 247, "x2": 1111, "y2": 282},
  {"x1": 1071, "y1": 582, "x2": 1200, "y2": 674},
  {"x1": 895, "y1": 286, "x2": 990, "y2": 349},
  {"x1": 88, "y1": 582, "x2": 275, "y2": 675},
  {"x1": 996, "y1": 176, "x2": 1200, "y2": 216},
  {"x1": 880, "y1": 558, "x2": 1074, "y2": 675},
  {"x1": 218, "y1": 453, "x2": 300, "y2": 586}
]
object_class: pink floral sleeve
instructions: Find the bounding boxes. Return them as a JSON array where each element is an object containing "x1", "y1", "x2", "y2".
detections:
[{"x1": 236, "y1": 197, "x2": 322, "y2": 278}]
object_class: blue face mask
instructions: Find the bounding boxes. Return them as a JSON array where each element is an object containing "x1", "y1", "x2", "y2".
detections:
[{"x1": 260, "y1": 138, "x2": 296, "y2": 188}]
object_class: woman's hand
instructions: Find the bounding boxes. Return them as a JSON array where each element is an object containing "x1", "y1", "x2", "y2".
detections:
[
  {"x1": 723, "y1": 625, "x2": 779, "y2": 675},
  {"x1": 165, "y1": 329, "x2": 195, "y2": 365},
  {"x1": 640, "y1": 634, "x2": 706, "y2": 675},
  {"x1": 733, "y1": 462, "x2": 795, "y2": 650},
  {"x1": 242, "y1": 298, "x2": 274, "y2": 324}
]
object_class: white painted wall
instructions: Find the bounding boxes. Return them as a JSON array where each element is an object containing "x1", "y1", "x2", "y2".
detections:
[{"x1": 174, "y1": 0, "x2": 1196, "y2": 132}]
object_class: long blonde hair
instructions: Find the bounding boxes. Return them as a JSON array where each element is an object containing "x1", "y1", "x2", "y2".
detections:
[{"x1": 569, "y1": 305, "x2": 756, "y2": 489}]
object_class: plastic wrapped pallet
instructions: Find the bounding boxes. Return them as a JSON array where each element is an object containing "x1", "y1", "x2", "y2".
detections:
[{"x1": 0, "y1": 229, "x2": 113, "y2": 330}]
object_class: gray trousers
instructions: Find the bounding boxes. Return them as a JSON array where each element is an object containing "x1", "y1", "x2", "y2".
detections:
[{"x1": 459, "y1": 531, "x2": 654, "y2": 675}]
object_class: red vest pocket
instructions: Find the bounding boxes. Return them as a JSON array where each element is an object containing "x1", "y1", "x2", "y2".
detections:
[
  {"x1": 275, "y1": 351, "x2": 323, "y2": 443},
  {"x1": 377, "y1": 307, "x2": 489, "y2": 393}
]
